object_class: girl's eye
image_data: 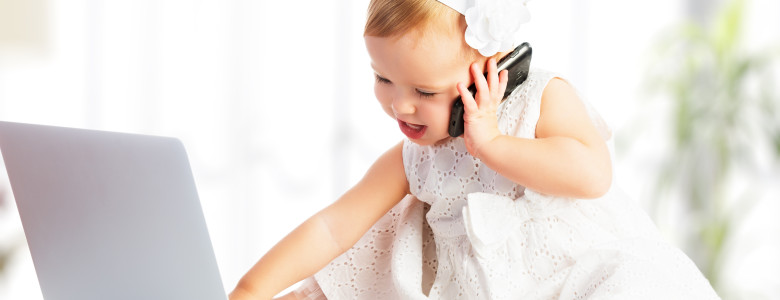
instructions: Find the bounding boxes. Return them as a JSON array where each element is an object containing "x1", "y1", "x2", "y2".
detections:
[
  {"x1": 375, "y1": 74, "x2": 391, "y2": 84},
  {"x1": 375, "y1": 74, "x2": 434, "y2": 98},
  {"x1": 416, "y1": 89, "x2": 436, "y2": 98}
]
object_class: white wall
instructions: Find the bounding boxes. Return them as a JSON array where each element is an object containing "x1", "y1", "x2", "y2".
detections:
[{"x1": 0, "y1": 0, "x2": 777, "y2": 299}]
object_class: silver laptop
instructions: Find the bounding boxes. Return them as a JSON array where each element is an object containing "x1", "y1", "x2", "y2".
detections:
[{"x1": 0, "y1": 121, "x2": 227, "y2": 300}]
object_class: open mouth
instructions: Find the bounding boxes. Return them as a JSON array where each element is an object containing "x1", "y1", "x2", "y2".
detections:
[{"x1": 397, "y1": 119, "x2": 427, "y2": 139}]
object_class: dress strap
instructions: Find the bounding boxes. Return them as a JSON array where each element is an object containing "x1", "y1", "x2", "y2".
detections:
[{"x1": 496, "y1": 68, "x2": 557, "y2": 139}]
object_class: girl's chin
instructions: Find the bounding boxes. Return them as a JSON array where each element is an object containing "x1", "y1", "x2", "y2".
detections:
[{"x1": 406, "y1": 134, "x2": 452, "y2": 146}]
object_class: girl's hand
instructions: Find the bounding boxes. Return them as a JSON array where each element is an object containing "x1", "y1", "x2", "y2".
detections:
[{"x1": 457, "y1": 58, "x2": 509, "y2": 159}]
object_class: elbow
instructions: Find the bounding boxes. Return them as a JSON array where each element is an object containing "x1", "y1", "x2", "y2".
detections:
[
  {"x1": 581, "y1": 171, "x2": 612, "y2": 199},
  {"x1": 314, "y1": 212, "x2": 350, "y2": 254},
  {"x1": 579, "y1": 142, "x2": 613, "y2": 199},
  {"x1": 579, "y1": 161, "x2": 612, "y2": 199}
]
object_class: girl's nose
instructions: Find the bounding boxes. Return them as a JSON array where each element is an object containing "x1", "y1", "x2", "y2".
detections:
[{"x1": 392, "y1": 94, "x2": 416, "y2": 115}]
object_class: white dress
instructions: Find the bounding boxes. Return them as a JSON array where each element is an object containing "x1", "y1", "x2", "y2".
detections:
[{"x1": 305, "y1": 69, "x2": 720, "y2": 299}]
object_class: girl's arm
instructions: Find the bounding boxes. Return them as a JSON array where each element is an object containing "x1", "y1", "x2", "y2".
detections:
[
  {"x1": 477, "y1": 78, "x2": 612, "y2": 198},
  {"x1": 230, "y1": 141, "x2": 409, "y2": 300},
  {"x1": 459, "y1": 59, "x2": 611, "y2": 199}
]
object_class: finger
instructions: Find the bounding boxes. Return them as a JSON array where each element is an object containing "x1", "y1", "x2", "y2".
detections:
[
  {"x1": 471, "y1": 62, "x2": 489, "y2": 106},
  {"x1": 487, "y1": 58, "x2": 499, "y2": 95},
  {"x1": 498, "y1": 69, "x2": 509, "y2": 99},
  {"x1": 487, "y1": 58, "x2": 503, "y2": 106},
  {"x1": 457, "y1": 82, "x2": 478, "y2": 113}
]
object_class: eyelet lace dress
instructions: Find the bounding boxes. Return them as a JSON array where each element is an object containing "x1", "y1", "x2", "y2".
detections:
[{"x1": 298, "y1": 69, "x2": 720, "y2": 299}]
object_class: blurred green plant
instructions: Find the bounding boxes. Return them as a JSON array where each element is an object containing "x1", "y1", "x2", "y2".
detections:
[{"x1": 641, "y1": 0, "x2": 779, "y2": 294}]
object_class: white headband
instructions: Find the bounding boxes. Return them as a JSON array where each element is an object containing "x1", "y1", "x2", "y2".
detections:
[{"x1": 437, "y1": 0, "x2": 531, "y2": 57}]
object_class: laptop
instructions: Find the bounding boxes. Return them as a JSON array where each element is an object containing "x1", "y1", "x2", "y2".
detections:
[{"x1": 0, "y1": 121, "x2": 227, "y2": 300}]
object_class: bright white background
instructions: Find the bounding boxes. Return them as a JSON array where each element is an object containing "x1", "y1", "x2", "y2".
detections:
[{"x1": 0, "y1": 0, "x2": 778, "y2": 299}]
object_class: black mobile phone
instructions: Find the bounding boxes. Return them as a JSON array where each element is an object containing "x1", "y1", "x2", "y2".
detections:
[{"x1": 448, "y1": 42, "x2": 532, "y2": 137}]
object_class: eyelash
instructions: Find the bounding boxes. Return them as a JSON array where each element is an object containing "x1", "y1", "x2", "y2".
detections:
[
  {"x1": 375, "y1": 74, "x2": 391, "y2": 84},
  {"x1": 375, "y1": 74, "x2": 436, "y2": 98},
  {"x1": 416, "y1": 90, "x2": 436, "y2": 98}
]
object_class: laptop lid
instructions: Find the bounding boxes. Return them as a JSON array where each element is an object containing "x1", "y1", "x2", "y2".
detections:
[{"x1": 0, "y1": 121, "x2": 227, "y2": 300}]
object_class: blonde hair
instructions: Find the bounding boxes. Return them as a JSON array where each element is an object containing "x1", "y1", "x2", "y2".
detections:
[
  {"x1": 363, "y1": 0, "x2": 480, "y2": 59},
  {"x1": 365, "y1": 0, "x2": 482, "y2": 60},
  {"x1": 364, "y1": 0, "x2": 460, "y2": 38}
]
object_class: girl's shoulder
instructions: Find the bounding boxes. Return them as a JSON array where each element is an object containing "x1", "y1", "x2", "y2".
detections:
[
  {"x1": 518, "y1": 68, "x2": 566, "y2": 97},
  {"x1": 531, "y1": 69, "x2": 613, "y2": 141},
  {"x1": 527, "y1": 67, "x2": 562, "y2": 81},
  {"x1": 500, "y1": 68, "x2": 611, "y2": 140},
  {"x1": 502, "y1": 68, "x2": 566, "y2": 112}
]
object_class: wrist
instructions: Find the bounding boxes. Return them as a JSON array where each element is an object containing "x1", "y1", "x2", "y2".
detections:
[{"x1": 473, "y1": 131, "x2": 503, "y2": 161}]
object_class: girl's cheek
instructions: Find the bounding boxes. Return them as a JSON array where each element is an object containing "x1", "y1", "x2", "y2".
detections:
[
  {"x1": 374, "y1": 85, "x2": 387, "y2": 105},
  {"x1": 374, "y1": 84, "x2": 382, "y2": 99},
  {"x1": 374, "y1": 87, "x2": 395, "y2": 117}
]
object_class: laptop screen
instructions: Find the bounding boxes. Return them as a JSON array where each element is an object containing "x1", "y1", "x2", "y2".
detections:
[{"x1": 0, "y1": 121, "x2": 227, "y2": 300}]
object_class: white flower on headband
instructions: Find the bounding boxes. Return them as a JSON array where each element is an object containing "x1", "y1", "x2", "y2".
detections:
[{"x1": 440, "y1": 0, "x2": 531, "y2": 57}]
